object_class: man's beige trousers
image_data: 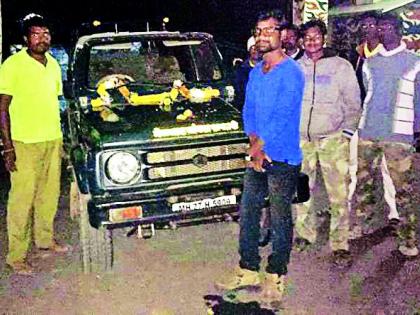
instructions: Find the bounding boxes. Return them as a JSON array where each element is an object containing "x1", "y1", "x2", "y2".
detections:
[{"x1": 6, "y1": 139, "x2": 62, "y2": 265}]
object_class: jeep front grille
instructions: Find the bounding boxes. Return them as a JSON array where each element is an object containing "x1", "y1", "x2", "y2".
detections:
[
  {"x1": 146, "y1": 143, "x2": 247, "y2": 163},
  {"x1": 148, "y1": 158, "x2": 246, "y2": 179},
  {"x1": 145, "y1": 142, "x2": 247, "y2": 180}
]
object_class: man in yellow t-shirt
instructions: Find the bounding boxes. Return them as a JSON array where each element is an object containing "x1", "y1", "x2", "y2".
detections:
[{"x1": 0, "y1": 14, "x2": 68, "y2": 275}]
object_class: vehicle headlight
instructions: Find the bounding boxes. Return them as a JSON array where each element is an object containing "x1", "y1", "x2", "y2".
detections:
[{"x1": 105, "y1": 152, "x2": 141, "y2": 184}]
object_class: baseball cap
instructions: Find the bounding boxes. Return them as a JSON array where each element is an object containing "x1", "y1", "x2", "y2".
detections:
[{"x1": 247, "y1": 36, "x2": 256, "y2": 51}]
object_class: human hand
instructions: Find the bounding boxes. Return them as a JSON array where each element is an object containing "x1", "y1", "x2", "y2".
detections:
[
  {"x1": 2, "y1": 148, "x2": 16, "y2": 172},
  {"x1": 248, "y1": 136, "x2": 264, "y2": 157},
  {"x1": 247, "y1": 136, "x2": 269, "y2": 172},
  {"x1": 247, "y1": 150, "x2": 272, "y2": 172}
]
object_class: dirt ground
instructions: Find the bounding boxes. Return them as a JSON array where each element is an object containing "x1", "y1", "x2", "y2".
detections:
[{"x1": 0, "y1": 163, "x2": 420, "y2": 315}]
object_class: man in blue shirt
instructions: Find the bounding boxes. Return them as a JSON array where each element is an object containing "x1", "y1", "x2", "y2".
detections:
[{"x1": 216, "y1": 9, "x2": 304, "y2": 302}]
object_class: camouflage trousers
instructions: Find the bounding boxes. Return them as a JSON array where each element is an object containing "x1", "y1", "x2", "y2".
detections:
[
  {"x1": 295, "y1": 132, "x2": 350, "y2": 251},
  {"x1": 353, "y1": 140, "x2": 418, "y2": 247}
]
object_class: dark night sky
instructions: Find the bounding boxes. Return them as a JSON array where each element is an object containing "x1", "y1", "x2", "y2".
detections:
[{"x1": 3, "y1": 0, "x2": 288, "y2": 52}]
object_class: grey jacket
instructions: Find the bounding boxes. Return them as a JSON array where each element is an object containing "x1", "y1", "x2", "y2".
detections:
[{"x1": 297, "y1": 49, "x2": 362, "y2": 141}]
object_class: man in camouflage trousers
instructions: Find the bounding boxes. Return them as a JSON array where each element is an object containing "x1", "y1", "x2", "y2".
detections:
[
  {"x1": 294, "y1": 20, "x2": 361, "y2": 267},
  {"x1": 354, "y1": 14, "x2": 420, "y2": 257}
]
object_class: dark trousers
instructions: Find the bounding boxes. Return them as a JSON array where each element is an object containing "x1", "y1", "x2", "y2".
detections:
[{"x1": 239, "y1": 161, "x2": 300, "y2": 276}]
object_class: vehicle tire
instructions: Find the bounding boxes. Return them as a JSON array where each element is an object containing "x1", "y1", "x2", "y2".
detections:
[{"x1": 71, "y1": 175, "x2": 113, "y2": 273}]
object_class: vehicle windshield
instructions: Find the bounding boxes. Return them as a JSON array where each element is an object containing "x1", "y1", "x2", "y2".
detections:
[{"x1": 88, "y1": 37, "x2": 223, "y2": 88}]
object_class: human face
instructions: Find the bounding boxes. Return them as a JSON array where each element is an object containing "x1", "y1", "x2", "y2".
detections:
[
  {"x1": 302, "y1": 26, "x2": 324, "y2": 55},
  {"x1": 25, "y1": 26, "x2": 51, "y2": 55},
  {"x1": 254, "y1": 18, "x2": 282, "y2": 54},
  {"x1": 377, "y1": 19, "x2": 400, "y2": 46},
  {"x1": 249, "y1": 45, "x2": 261, "y2": 63},
  {"x1": 282, "y1": 29, "x2": 298, "y2": 53},
  {"x1": 359, "y1": 17, "x2": 378, "y2": 41}
]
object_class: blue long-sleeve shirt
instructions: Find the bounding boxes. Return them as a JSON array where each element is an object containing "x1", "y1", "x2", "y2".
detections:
[{"x1": 243, "y1": 58, "x2": 305, "y2": 165}]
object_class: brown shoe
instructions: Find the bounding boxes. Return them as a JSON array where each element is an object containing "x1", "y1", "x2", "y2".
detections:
[
  {"x1": 331, "y1": 249, "x2": 353, "y2": 268},
  {"x1": 260, "y1": 273, "x2": 285, "y2": 302},
  {"x1": 214, "y1": 267, "x2": 261, "y2": 291},
  {"x1": 39, "y1": 242, "x2": 71, "y2": 253},
  {"x1": 294, "y1": 237, "x2": 312, "y2": 252},
  {"x1": 8, "y1": 261, "x2": 34, "y2": 276},
  {"x1": 398, "y1": 245, "x2": 419, "y2": 257},
  {"x1": 388, "y1": 218, "x2": 401, "y2": 227}
]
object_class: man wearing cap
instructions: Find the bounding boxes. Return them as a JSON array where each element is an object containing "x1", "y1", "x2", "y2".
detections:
[
  {"x1": 0, "y1": 14, "x2": 68, "y2": 275},
  {"x1": 234, "y1": 36, "x2": 261, "y2": 109}
]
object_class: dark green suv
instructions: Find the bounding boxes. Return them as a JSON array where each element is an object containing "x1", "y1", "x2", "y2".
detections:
[{"x1": 65, "y1": 30, "x2": 248, "y2": 272}]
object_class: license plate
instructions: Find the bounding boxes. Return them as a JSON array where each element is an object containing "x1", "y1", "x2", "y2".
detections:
[{"x1": 171, "y1": 195, "x2": 237, "y2": 212}]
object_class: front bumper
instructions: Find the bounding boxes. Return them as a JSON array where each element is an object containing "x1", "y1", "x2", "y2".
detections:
[{"x1": 88, "y1": 175, "x2": 243, "y2": 228}]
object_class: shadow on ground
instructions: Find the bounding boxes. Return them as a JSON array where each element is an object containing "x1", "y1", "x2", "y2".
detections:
[
  {"x1": 350, "y1": 225, "x2": 397, "y2": 257},
  {"x1": 204, "y1": 294, "x2": 278, "y2": 315}
]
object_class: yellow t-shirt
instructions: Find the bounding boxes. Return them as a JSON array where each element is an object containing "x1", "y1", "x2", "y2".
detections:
[{"x1": 0, "y1": 48, "x2": 62, "y2": 143}]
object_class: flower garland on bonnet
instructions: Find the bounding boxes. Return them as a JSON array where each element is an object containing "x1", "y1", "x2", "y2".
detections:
[{"x1": 90, "y1": 75, "x2": 221, "y2": 122}]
